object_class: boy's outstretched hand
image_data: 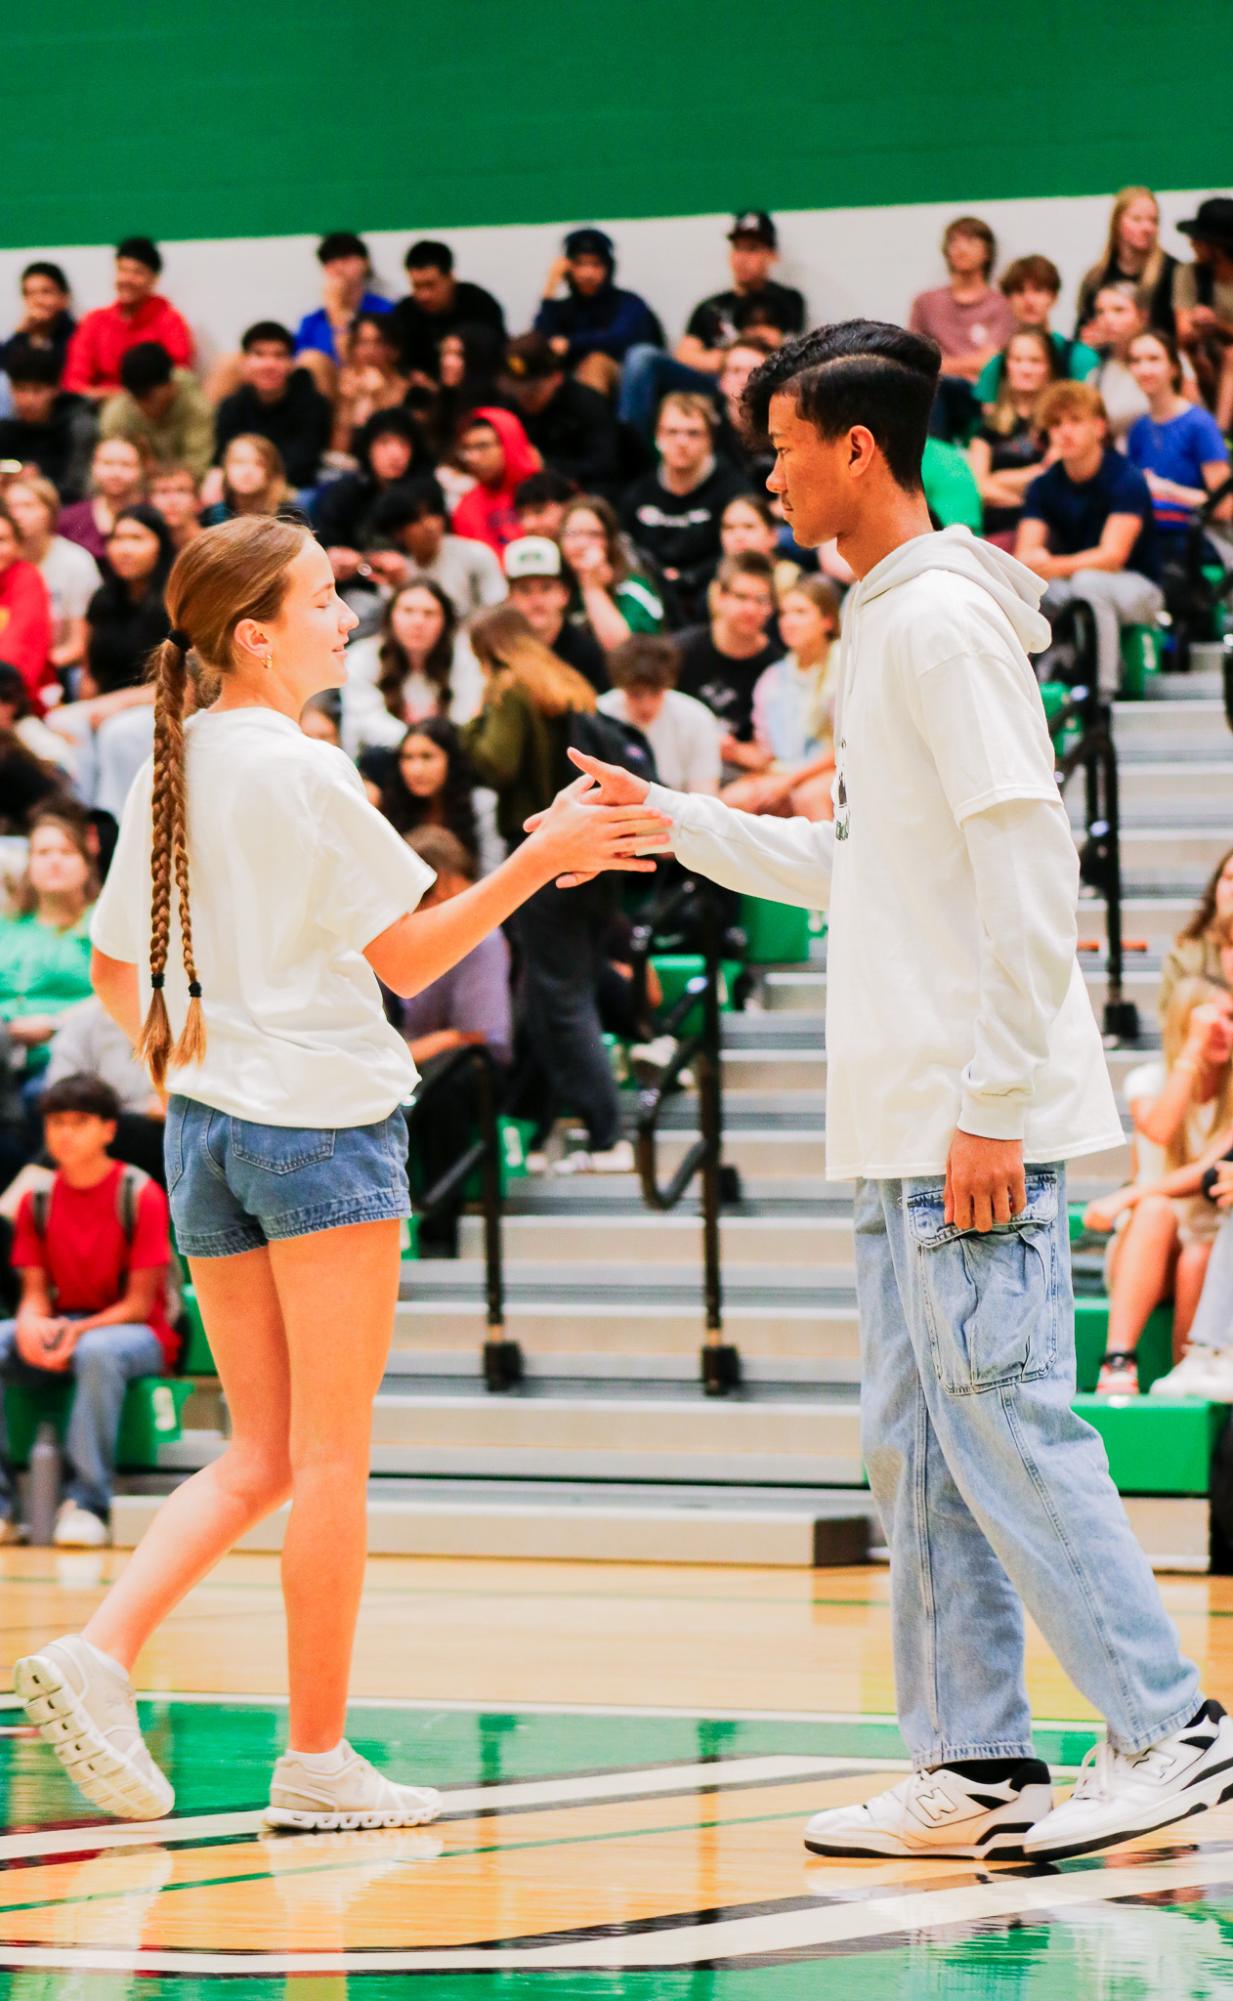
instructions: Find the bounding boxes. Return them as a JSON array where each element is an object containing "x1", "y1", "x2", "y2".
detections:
[{"x1": 525, "y1": 750, "x2": 668, "y2": 887}]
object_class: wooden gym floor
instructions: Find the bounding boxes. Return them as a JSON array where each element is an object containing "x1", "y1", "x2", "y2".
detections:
[{"x1": 2, "y1": 1547, "x2": 1233, "y2": 1996}]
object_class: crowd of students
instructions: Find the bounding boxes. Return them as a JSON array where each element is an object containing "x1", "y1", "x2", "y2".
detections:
[{"x1": 0, "y1": 189, "x2": 1231, "y2": 1539}]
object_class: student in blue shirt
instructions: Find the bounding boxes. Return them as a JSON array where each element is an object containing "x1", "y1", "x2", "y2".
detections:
[
  {"x1": 1016, "y1": 380, "x2": 1163, "y2": 693},
  {"x1": 1125, "y1": 328, "x2": 1232, "y2": 556},
  {"x1": 294, "y1": 233, "x2": 389, "y2": 370}
]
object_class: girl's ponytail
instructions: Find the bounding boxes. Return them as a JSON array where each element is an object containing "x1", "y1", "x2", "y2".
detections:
[{"x1": 135, "y1": 630, "x2": 205, "y2": 1086}]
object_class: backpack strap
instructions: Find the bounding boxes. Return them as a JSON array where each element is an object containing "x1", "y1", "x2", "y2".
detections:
[
  {"x1": 30, "y1": 1186, "x2": 50, "y2": 1240},
  {"x1": 116, "y1": 1165, "x2": 150, "y2": 1246}
]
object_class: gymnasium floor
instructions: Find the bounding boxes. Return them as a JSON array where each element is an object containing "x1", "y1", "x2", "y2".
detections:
[{"x1": 1, "y1": 1550, "x2": 1232, "y2": 1997}]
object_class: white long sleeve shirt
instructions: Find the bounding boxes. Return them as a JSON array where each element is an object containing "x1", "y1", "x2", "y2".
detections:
[{"x1": 646, "y1": 527, "x2": 1124, "y2": 1182}]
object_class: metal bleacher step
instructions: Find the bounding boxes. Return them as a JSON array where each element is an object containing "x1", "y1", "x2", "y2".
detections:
[{"x1": 1067, "y1": 760, "x2": 1233, "y2": 824}]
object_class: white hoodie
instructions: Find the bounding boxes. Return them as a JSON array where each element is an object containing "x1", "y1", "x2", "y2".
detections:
[{"x1": 646, "y1": 526, "x2": 1125, "y2": 1181}]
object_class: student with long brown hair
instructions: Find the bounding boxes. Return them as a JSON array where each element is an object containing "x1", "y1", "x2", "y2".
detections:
[{"x1": 13, "y1": 516, "x2": 666, "y2": 1826}]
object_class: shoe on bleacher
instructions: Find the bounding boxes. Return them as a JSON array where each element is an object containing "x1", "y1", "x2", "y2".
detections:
[
  {"x1": 0, "y1": 1515, "x2": 23, "y2": 1545},
  {"x1": 1095, "y1": 1351, "x2": 1140, "y2": 1396},
  {"x1": 263, "y1": 1740, "x2": 441, "y2": 1831},
  {"x1": 54, "y1": 1501, "x2": 110, "y2": 1548},
  {"x1": 1150, "y1": 1347, "x2": 1233, "y2": 1401},
  {"x1": 552, "y1": 1140, "x2": 635, "y2": 1176}
]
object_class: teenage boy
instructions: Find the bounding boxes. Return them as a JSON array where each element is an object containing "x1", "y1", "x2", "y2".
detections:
[
  {"x1": 388, "y1": 241, "x2": 506, "y2": 386},
  {"x1": 101, "y1": 343, "x2": 215, "y2": 480},
  {"x1": 0, "y1": 342, "x2": 95, "y2": 499},
  {"x1": 910, "y1": 217, "x2": 1015, "y2": 440},
  {"x1": 975, "y1": 257, "x2": 1100, "y2": 404},
  {"x1": 598, "y1": 635, "x2": 720, "y2": 793},
  {"x1": 1016, "y1": 381, "x2": 1163, "y2": 695},
  {"x1": 2, "y1": 261, "x2": 76, "y2": 379},
  {"x1": 502, "y1": 536, "x2": 607, "y2": 690},
  {"x1": 501, "y1": 333, "x2": 619, "y2": 489},
  {"x1": 675, "y1": 552, "x2": 779, "y2": 766},
  {"x1": 620, "y1": 393, "x2": 748, "y2": 620},
  {"x1": 367, "y1": 476, "x2": 506, "y2": 615},
  {"x1": 62, "y1": 239, "x2": 193, "y2": 401},
  {"x1": 535, "y1": 227, "x2": 662, "y2": 397},
  {"x1": 293, "y1": 232, "x2": 388, "y2": 367},
  {"x1": 0, "y1": 1073, "x2": 173, "y2": 1549},
  {"x1": 561, "y1": 319, "x2": 1231, "y2": 1863},
  {"x1": 213, "y1": 323, "x2": 334, "y2": 490}
]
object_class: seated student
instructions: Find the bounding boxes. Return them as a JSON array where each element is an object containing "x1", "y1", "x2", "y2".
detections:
[
  {"x1": 0, "y1": 810, "x2": 96, "y2": 1083},
  {"x1": 147, "y1": 463, "x2": 203, "y2": 553},
  {"x1": 513, "y1": 470, "x2": 575, "y2": 542},
  {"x1": 0, "y1": 1072, "x2": 173, "y2": 1547},
  {"x1": 1082, "y1": 980, "x2": 1233, "y2": 1396},
  {"x1": 909, "y1": 216, "x2": 1016, "y2": 440},
  {"x1": 0, "y1": 500, "x2": 55, "y2": 712},
  {"x1": 620, "y1": 393, "x2": 749, "y2": 623},
  {"x1": 718, "y1": 491, "x2": 802, "y2": 600},
  {"x1": 5, "y1": 475, "x2": 100, "y2": 679},
  {"x1": 975, "y1": 257, "x2": 1099, "y2": 406},
  {"x1": 412, "y1": 322, "x2": 505, "y2": 460},
  {"x1": 500, "y1": 333, "x2": 619, "y2": 490},
  {"x1": 199, "y1": 434, "x2": 292, "y2": 528},
  {"x1": 1015, "y1": 381, "x2": 1163, "y2": 695},
  {"x1": 364, "y1": 476, "x2": 506, "y2": 616},
  {"x1": 311, "y1": 409, "x2": 426, "y2": 583},
  {"x1": 1173, "y1": 197, "x2": 1233, "y2": 435},
  {"x1": 1126, "y1": 328, "x2": 1232, "y2": 570},
  {"x1": 388, "y1": 240, "x2": 507, "y2": 387},
  {"x1": 560, "y1": 495, "x2": 663, "y2": 649},
  {"x1": 62, "y1": 239, "x2": 192, "y2": 402},
  {"x1": 617, "y1": 212, "x2": 805, "y2": 436},
  {"x1": 0, "y1": 342, "x2": 95, "y2": 500},
  {"x1": 502, "y1": 535, "x2": 607, "y2": 690},
  {"x1": 0, "y1": 663, "x2": 76, "y2": 786},
  {"x1": 726, "y1": 576, "x2": 842, "y2": 821},
  {"x1": 1, "y1": 262, "x2": 76, "y2": 380},
  {"x1": 597, "y1": 633, "x2": 720, "y2": 793},
  {"x1": 212, "y1": 322, "x2": 334, "y2": 492},
  {"x1": 534, "y1": 228, "x2": 662, "y2": 397},
  {"x1": 330, "y1": 310, "x2": 408, "y2": 456},
  {"x1": 360, "y1": 715, "x2": 491, "y2": 873},
  {"x1": 714, "y1": 334, "x2": 779, "y2": 480},
  {"x1": 1076, "y1": 186, "x2": 1179, "y2": 340},
  {"x1": 1089, "y1": 283, "x2": 1154, "y2": 441},
  {"x1": 44, "y1": 1000, "x2": 167, "y2": 1187},
  {"x1": 341, "y1": 577, "x2": 483, "y2": 753},
  {"x1": 451, "y1": 408, "x2": 542, "y2": 554},
  {"x1": 100, "y1": 341, "x2": 214, "y2": 481},
  {"x1": 56, "y1": 436, "x2": 144, "y2": 565},
  {"x1": 968, "y1": 328, "x2": 1060, "y2": 546},
  {"x1": 674, "y1": 551, "x2": 780, "y2": 771},
  {"x1": 1160, "y1": 848, "x2": 1233, "y2": 1018},
  {"x1": 293, "y1": 231, "x2": 388, "y2": 376}
]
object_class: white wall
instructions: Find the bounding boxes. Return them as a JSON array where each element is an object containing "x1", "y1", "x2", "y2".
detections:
[{"x1": 0, "y1": 190, "x2": 1211, "y2": 369}]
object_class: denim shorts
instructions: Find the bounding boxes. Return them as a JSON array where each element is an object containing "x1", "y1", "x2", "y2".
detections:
[{"x1": 166, "y1": 1095, "x2": 411, "y2": 1259}]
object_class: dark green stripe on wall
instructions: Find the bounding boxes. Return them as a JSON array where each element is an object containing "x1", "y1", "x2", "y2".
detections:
[{"x1": 4, "y1": 0, "x2": 1228, "y2": 250}]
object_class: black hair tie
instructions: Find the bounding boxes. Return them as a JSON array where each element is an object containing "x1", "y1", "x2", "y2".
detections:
[
  {"x1": 168, "y1": 627, "x2": 191, "y2": 653},
  {"x1": 188, "y1": 981, "x2": 203, "y2": 999},
  {"x1": 150, "y1": 972, "x2": 166, "y2": 990}
]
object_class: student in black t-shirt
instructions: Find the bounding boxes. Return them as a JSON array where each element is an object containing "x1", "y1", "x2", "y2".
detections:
[
  {"x1": 620, "y1": 393, "x2": 748, "y2": 623},
  {"x1": 0, "y1": 343, "x2": 95, "y2": 501},
  {"x1": 675, "y1": 551, "x2": 779, "y2": 767},
  {"x1": 616, "y1": 212, "x2": 805, "y2": 438},
  {"x1": 212, "y1": 323, "x2": 333, "y2": 492},
  {"x1": 1, "y1": 262, "x2": 76, "y2": 381},
  {"x1": 388, "y1": 242, "x2": 506, "y2": 388},
  {"x1": 500, "y1": 333, "x2": 619, "y2": 490},
  {"x1": 501, "y1": 535, "x2": 607, "y2": 690},
  {"x1": 1016, "y1": 381, "x2": 1163, "y2": 694},
  {"x1": 967, "y1": 328, "x2": 1059, "y2": 545}
]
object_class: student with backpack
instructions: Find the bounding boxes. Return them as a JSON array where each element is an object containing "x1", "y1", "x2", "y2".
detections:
[{"x1": 0, "y1": 1072, "x2": 173, "y2": 1549}]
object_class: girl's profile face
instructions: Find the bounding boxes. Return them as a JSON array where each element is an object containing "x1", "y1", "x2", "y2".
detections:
[
  {"x1": 267, "y1": 539, "x2": 359, "y2": 691},
  {"x1": 391, "y1": 586, "x2": 446, "y2": 659},
  {"x1": 399, "y1": 733, "x2": 449, "y2": 797}
]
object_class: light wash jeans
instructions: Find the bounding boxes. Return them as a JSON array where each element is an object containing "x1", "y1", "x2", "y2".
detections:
[
  {"x1": 0, "y1": 1318, "x2": 165, "y2": 1521},
  {"x1": 855, "y1": 1165, "x2": 1199, "y2": 1765},
  {"x1": 615, "y1": 344, "x2": 718, "y2": 438}
]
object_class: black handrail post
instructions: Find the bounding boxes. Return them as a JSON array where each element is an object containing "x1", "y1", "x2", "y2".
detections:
[
  {"x1": 698, "y1": 887, "x2": 740, "y2": 1396},
  {"x1": 1098, "y1": 714, "x2": 1138, "y2": 1041},
  {"x1": 475, "y1": 1052, "x2": 520, "y2": 1392}
]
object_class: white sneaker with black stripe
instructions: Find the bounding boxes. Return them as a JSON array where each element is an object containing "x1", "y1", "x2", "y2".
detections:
[
  {"x1": 803, "y1": 1761, "x2": 1054, "y2": 1860},
  {"x1": 1023, "y1": 1699, "x2": 1233, "y2": 1861},
  {"x1": 263, "y1": 1739, "x2": 441, "y2": 1831}
]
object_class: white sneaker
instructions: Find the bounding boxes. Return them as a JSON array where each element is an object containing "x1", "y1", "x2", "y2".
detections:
[
  {"x1": 1024, "y1": 1700, "x2": 1233, "y2": 1861},
  {"x1": 553, "y1": 1139, "x2": 636, "y2": 1176},
  {"x1": 263, "y1": 1740, "x2": 442, "y2": 1831},
  {"x1": 803, "y1": 1761, "x2": 1054, "y2": 1860},
  {"x1": 54, "y1": 1502, "x2": 110, "y2": 1548},
  {"x1": 1150, "y1": 1349, "x2": 1233, "y2": 1401},
  {"x1": 13, "y1": 1635, "x2": 174, "y2": 1821}
]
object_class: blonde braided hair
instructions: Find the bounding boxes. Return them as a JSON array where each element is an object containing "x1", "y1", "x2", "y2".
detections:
[{"x1": 134, "y1": 514, "x2": 310, "y2": 1087}]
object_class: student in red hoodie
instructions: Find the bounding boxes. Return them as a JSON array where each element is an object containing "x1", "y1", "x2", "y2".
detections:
[
  {"x1": 0, "y1": 500, "x2": 55, "y2": 712},
  {"x1": 62, "y1": 240, "x2": 193, "y2": 402},
  {"x1": 450, "y1": 406, "x2": 541, "y2": 554}
]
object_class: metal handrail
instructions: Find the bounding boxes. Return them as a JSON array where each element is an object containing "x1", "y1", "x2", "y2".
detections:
[
  {"x1": 1045, "y1": 654, "x2": 1138, "y2": 1042},
  {"x1": 628, "y1": 880, "x2": 741, "y2": 1395},
  {"x1": 403, "y1": 1043, "x2": 520, "y2": 1390}
]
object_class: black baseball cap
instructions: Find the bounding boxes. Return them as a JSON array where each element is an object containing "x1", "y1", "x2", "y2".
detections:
[{"x1": 728, "y1": 211, "x2": 777, "y2": 248}]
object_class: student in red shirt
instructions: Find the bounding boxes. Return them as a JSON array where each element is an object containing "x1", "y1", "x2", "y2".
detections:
[
  {"x1": 0, "y1": 499, "x2": 55, "y2": 711},
  {"x1": 62, "y1": 239, "x2": 193, "y2": 402},
  {"x1": 0, "y1": 1072, "x2": 172, "y2": 1547}
]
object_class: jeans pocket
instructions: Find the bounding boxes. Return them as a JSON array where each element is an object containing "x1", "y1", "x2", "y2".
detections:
[
  {"x1": 229, "y1": 1120, "x2": 337, "y2": 1175},
  {"x1": 907, "y1": 1174, "x2": 1060, "y2": 1395},
  {"x1": 164, "y1": 1097, "x2": 187, "y2": 1193}
]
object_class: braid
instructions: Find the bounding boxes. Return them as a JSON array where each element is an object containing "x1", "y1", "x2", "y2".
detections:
[
  {"x1": 135, "y1": 638, "x2": 207, "y2": 1084},
  {"x1": 169, "y1": 722, "x2": 206, "y2": 1069}
]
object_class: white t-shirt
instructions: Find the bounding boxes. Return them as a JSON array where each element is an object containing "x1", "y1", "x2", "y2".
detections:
[
  {"x1": 339, "y1": 633, "x2": 484, "y2": 756},
  {"x1": 598, "y1": 687, "x2": 721, "y2": 794},
  {"x1": 39, "y1": 535, "x2": 102, "y2": 630},
  {"x1": 1123, "y1": 1059, "x2": 1221, "y2": 1185},
  {"x1": 90, "y1": 707, "x2": 435, "y2": 1127}
]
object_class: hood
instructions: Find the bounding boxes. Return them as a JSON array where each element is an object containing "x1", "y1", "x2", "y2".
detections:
[
  {"x1": 469, "y1": 404, "x2": 540, "y2": 491},
  {"x1": 849, "y1": 525, "x2": 1052, "y2": 657}
]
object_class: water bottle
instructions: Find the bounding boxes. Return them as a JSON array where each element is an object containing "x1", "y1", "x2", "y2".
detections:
[{"x1": 26, "y1": 1422, "x2": 61, "y2": 1547}]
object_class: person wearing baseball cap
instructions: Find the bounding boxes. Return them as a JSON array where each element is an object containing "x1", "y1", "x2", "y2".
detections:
[
  {"x1": 535, "y1": 227, "x2": 663, "y2": 397},
  {"x1": 501, "y1": 332, "x2": 620, "y2": 489},
  {"x1": 1174, "y1": 198, "x2": 1233, "y2": 430},
  {"x1": 501, "y1": 535, "x2": 607, "y2": 691}
]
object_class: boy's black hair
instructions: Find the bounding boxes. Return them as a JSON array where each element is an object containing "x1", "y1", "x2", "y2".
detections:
[
  {"x1": 743, "y1": 320, "x2": 942, "y2": 492},
  {"x1": 115, "y1": 236, "x2": 162, "y2": 274},
  {"x1": 317, "y1": 230, "x2": 368, "y2": 264},
  {"x1": 21, "y1": 261, "x2": 69, "y2": 292},
  {"x1": 372, "y1": 475, "x2": 448, "y2": 534},
  {"x1": 40, "y1": 1072, "x2": 122, "y2": 1123},
  {"x1": 241, "y1": 320, "x2": 295, "y2": 354},
  {"x1": 119, "y1": 341, "x2": 174, "y2": 398},
  {"x1": 405, "y1": 240, "x2": 453, "y2": 274},
  {"x1": 513, "y1": 469, "x2": 575, "y2": 509},
  {"x1": 4, "y1": 340, "x2": 61, "y2": 388}
]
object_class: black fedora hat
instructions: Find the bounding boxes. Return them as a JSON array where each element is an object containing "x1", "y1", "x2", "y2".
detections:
[{"x1": 1177, "y1": 196, "x2": 1233, "y2": 244}]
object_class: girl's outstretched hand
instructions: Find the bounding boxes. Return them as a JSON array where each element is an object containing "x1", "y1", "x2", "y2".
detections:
[{"x1": 524, "y1": 772, "x2": 671, "y2": 889}]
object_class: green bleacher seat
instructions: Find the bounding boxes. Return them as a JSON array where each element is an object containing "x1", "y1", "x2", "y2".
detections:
[
  {"x1": 178, "y1": 1282, "x2": 216, "y2": 1372},
  {"x1": 1119, "y1": 623, "x2": 1162, "y2": 699},
  {"x1": 1075, "y1": 1395, "x2": 1226, "y2": 1495},
  {"x1": 1074, "y1": 1298, "x2": 1174, "y2": 1394},
  {"x1": 740, "y1": 895, "x2": 814, "y2": 965},
  {"x1": 3, "y1": 1377, "x2": 193, "y2": 1472}
]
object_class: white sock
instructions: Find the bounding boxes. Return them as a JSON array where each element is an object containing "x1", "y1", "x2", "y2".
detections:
[
  {"x1": 288, "y1": 1739, "x2": 348, "y2": 1772},
  {"x1": 78, "y1": 1638, "x2": 129, "y2": 1682}
]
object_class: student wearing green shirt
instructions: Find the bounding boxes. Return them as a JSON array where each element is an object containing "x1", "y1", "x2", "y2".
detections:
[
  {"x1": 975, "y1": 256, "x2": 1099, "y2": 406},
  {"x1": 100, "y1": 342, "x2": 215, "y2": 482},
  {"x1": 0, "y1": 811, "x2": 96, "y2": 1077},
  {"x1": 559, "y1": 496, "x2": 664, "y2": 652}
]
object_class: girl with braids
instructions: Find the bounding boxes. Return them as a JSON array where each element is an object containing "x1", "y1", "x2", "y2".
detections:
[{"x1": 13, "y1": 515, "x2": 668, "y2": 1829}]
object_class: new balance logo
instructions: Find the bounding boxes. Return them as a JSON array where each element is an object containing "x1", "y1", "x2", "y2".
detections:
[{"x1": 913, "y1": 1786, "x2": 960, "y2": 1824}]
